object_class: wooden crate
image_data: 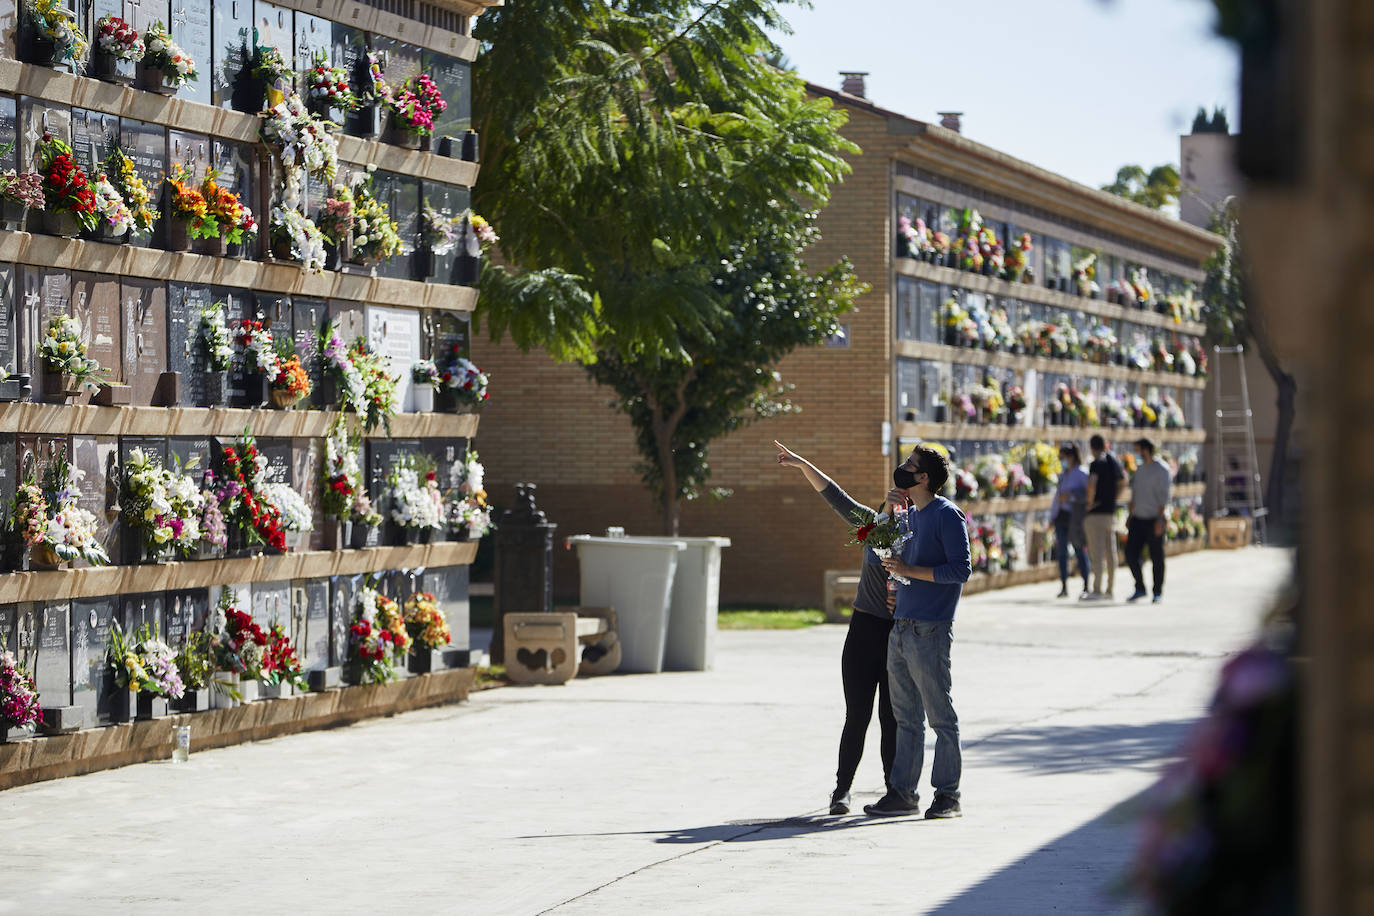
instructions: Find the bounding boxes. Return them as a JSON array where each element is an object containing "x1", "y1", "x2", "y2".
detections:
[{"x1": 1208, "y1": 517, "x2": 1251, "y2": 549}]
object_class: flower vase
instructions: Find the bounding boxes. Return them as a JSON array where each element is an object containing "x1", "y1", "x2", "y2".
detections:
[
  {"x1": 93, "y1": 50, "x2": 136, "y2": 85},
  {"x1": 258, "y1": 680, "x2": 285, "y2": 700},
  {"x1": 210, "y1": 673, "x2": 239, "y2": 709},
  {"x1": 349, "y1": 523, "x2": 374, "y2": 549},
  {"x1": 237, "y1": 679, "x2": 259, "y2": 704},
  {"x1": 0, "y1": 199, "x2": 26, "y2": 232},
  {"x1": 270, "y1": 388, "x2": 302, "y2": 409},
  {"x1": 41, "y1": 369, "x2": 82, "y2": 403},
  {"x1": 383, "y1": 117, "x2": 423, "y2": 149},
  {"x1": 417, "y1": 133, "x2": 433, "y2": 152},
  {"x1": 402, "y1": 526, "x2": 421, "y2": 546},
  {"x1": 84, "y1": 220, "x2": 129, "y2": 244},
  {"x1": 347, "y1": 102, "x2": 383, "y2": 139},
  {"x1": 139, "y1": 63, "x2": 180, "y2": 96},
  {"x1": 412, "y1": 385, "x2": 434, "y2": 413},
  {"x1": 231, "y1": 76, "x2": 268, "y2": 114},
  {"x1": 164, "y1": 217, "x2": 191, "y2": 252},
  {"x1": 194, "y1": 234, "x2": 227, "y2": 257},
  {"x1": 320, "y1": 519, "x2": 352, "y2": 551},
  {"x1": 413, "y1": 245, "x2": 436, "y2": 281},
  {"x1": 20, "y1": 27, "x2": 62, "y2": 67},
  {"x1": 308, "y1": 99, "x2": 345, "y2": 126},
  {"x1": 283, "y1": 529, "x2": 307, "y2": 552},
  {"x1": 42, "y1": 209, "x2": 80, "y2": 238},
  {"x1": 325, "y1": 234, "x2": 353, "y2": 271},
  {"x1": 135, "y1": 692, "x2": 169, "y2": 719},
  {"x1": 29, "y1": 543, "x2": 62, "y2": 571},
  {"x1": 172, "y1": 688, "x2": 211, "y2": 713},
  {"x1": 932, "y1": 404, "x2": 948, "y2": 424},
  {"x1": 271, "y1": 238, "x2": 297, "y2": 263}
]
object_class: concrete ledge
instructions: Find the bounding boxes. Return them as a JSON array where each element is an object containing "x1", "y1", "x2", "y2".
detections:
[{"x1": 0, "y1": 668, "x2": 475, "y2": 790}]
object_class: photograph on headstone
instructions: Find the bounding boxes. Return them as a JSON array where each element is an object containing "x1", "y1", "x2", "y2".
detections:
[
  {"x1": 71, "y1": 436, "x2": 120, "y2": 566},
  {"x1": 70, "y1": 596, "x2": 117, "y2": 727},
  {"x1": 171, "y1": 0, "x2": 213, "y2": 107},
  {"x1": 167, "y1": 282, "x2": 213, "y2": 406},
  {"x1": 72, "y1": 272, "x2": 123, "y2": 403},
  {"x1": 120, "y1": 278, "x2": 168, "y2": 406}
]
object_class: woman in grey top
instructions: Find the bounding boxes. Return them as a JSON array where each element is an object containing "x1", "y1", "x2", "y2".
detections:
[{"x1": 775, "y1": 441, "x2": 897, "y2": 815}]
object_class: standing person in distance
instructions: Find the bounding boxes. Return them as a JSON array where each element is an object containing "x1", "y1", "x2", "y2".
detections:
[
  {"x1": 1125, "y1": 437, "x2": 1172, "y2": 603},
  {"x1": 864, "y1": 445, "x2": 971, "y2": 820},
  {"x1": 773, "y1": 441, "x2": 899, "y2": 816},
  {"x1": 1051, "y1": 443, "x2": 1091, "y2": 599},
  {"x1": 1083, "y1": 434, "x2": 1125, "y2": 602}
]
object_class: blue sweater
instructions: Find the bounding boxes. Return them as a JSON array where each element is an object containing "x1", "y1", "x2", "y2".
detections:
[{"x1": 867, "y1": 495, "x2": 971, "y2": 622}]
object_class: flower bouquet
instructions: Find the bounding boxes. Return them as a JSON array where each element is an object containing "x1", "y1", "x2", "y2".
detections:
[
  {"x1": 1072, "y1": 252, "x2": 1099, "y2": 298},
  {"x1": 103, "y1": 146, "x2": 158, "y2": 238},
  {"x1": 268, "y1": 352, "x2": 311, "y2": 408},
  {"x1": 261, "y1": 94, "x2": 339, "y2": 185},
  {"x1": 261, "y1": 481, "x2": 312, "y2": 549},
  {"x1": 232, "y1": 318, "x2": 282, "y2": 401},
  {"x1": 108, "y1": 621, "x2": 184, "y2": 719},
  {"x1": 199, "y1": 301, "x2": 234, "y2": 372},
  {"x1": 164, "y1": 164, "x2": 212, "y2": 251},
  {"x1": 87, "y1": 172, "x2": 134, "y2": 241},
  {"x1": 0, "y1": 153, "x2": 45, "y2": 229},
  {"x1": 92, "y1": 14, "x2": 143, "y2": 83},
  {"x1": 195, "y1": 170, "x2": 251, "y2": 256},
  {"x1": 440, "y1": 350, "x2": 490, "y2": 411},
  {"x1": 36, "y1": 134, "x2": 97, "y2": 237},
  {"x1": 382, "y1": 74, "x2": 447, "y2": 148},
  {"x1": 0, "y1": 651, "x2": 42, "y2": 740},
  {"x1": 847, "y1": 507, "x2": 912, "y2": 585},
  {"x1": 1003, "y1": 233, "x2": 1032, "y2": 282},
  {"x1": 1003, "y1": 384, "x2": 1027, "y2": 424},
  {"x1": 320, "y1": 420, "x2": 361, "y2": 548},
  {"x1": 973, "y1": 453, "x2": 1009, "y2": 500},
  {"x1": 448, "y1": 449, "x2": 491, "y2": 539},
  {"x1": 123, "y1": 447, "x2": 205, "y2": 562},
  {"x1": 140, "y1": 21, "x2": 196, "y2": 94},
  {"x1": 410, "y1": 358, "x2": 440, "y2": 411},
  {"x1": 262, "y1": 624, "x2": 308, "y2": 692},
  {"x1": 348, "y1": 167, "x2": 401, "y2": 266},
  {"x1": 1007, "y1": 461, "x2": 1033, "y2": 497},
  {"x1": 348, "y1": 338, "x2": 399, "y2": 433},
  {"x1": 317, "y1": 184, "x2": 356, "y2": 266},
  {"x1": 403, "y1": 591, "x2": 451, "y2": 672},
  {"x1": 318, "y1": 319, "x2": 366, "y2": 411},
  {"x1": 171, "y1": 631, "x2": 214, "y2": 711},
  {"x1": 247, "y1": 45, "x2": 293, "y2": 111},
  {"x1": 40, "y1": 313, "x2": 104, "y2": 400},
  {"x1": 212, "y1": 433, "x2": 287, "y2": 553},
  {"x1": 952, "y1": 465, "x2": 978, "y2": 501},
  {"x1": 21, "y1": 0, "x2": 88, "y2": 71},
  {"x1": 347, "y1": 585, "x2": 406, "y2": 684},
  {"x1": 387, "y1": 454, "x2": 444, "y2": 543},
  {"x1": 303, "y1": 50, "x2": 360, "y2": 123}
]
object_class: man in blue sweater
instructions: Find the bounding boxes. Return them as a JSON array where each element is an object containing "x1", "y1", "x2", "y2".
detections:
[{"x1": 864, "y1": 444, "x2": 971, "y2": 819}]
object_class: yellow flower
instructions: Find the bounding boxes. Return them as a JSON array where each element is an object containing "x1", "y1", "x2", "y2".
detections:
[{"x1": 144, "y1": 507, "x2": 156, "y2": 522}]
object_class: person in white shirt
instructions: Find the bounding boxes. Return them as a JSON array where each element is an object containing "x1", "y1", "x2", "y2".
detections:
[{"x1": 1125, "y1": 437, "x2": 1173, "y2": 603}]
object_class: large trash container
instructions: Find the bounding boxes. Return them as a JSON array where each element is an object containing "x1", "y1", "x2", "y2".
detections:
[
  {"x1": 567, "y1": 535, "x2": 685, "y2": 673},
  {"x1": 636, "y1": 536, "x2": 730, "y2": 671}
]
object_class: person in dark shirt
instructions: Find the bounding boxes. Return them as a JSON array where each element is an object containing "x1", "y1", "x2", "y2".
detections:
[
  {"x1": 774, "y1": 440, "x2": 898, "y2": 816},
  {"x1": 1083, "y1": 434, "x2": 1124, "y2": 601}
]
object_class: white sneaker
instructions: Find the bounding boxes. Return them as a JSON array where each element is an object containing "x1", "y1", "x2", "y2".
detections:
[{"x1": 1079, "y1": 592, "x2": 1100, "y2": 601}]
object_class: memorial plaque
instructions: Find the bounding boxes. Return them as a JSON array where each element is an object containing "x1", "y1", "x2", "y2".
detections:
[
  {"x1": 0, "y1": 96, "x2": 18, "y2": 173},
  {"x1": 367, "y1": 305, "x2": 420, "y2": 410},
  {"x1": 0, "y1": 435, "x2": 16, "y2": 522},
  {"x1": 211, "y1": 140, "x2": 256, "y2": 251},
  {"x1": 373, "y1": 172, "x2": 421, "y2": 281},
  {"x1": 0, "y1": 605, "x2": 15, "y2": 654},
  {"x1": 292, "y1": 437, "x2": 323, "y2": 550},
  {"x1": 294, "y1": 11, "x2": 330, "y2": 70},
  {"x1": 255, "y1": 0, "x2": 294, "y2": 71},
  {"x1": 71, "y1": 436, "x2": 121, "y2": 566},
  {"x1": 423, "y1": 51, "x2": 471, "y2": 138},
  {"x1": 258, "y1": 292, "x2": 291, "y2": 331},
  {"x1": 167, "y1": 282, "x2": 213, "y2": 406},
  {"x1": 256, "y1": 438, "x2": 291, "y2": 486},
  {"x1": 222, "y1": 288, "x2": 264, "y2": 407},
  {"x1": 169, "y1": 436, "x2": 213, "y2": 476},
  {"x1": 421, "y1": 184, "x2": 470, "y2": 285},
  {"x1": 168, "y1": 130, "x2": 211, "y2": 183},
  {"x1": 368, "y1": 439, "x2": 418, "y2": 545},
  {"x1": 327, "y1": 300, "x2": 365, "y2": 342},
  {"x1": 70, "y1": 109, "x2": 120, "y2": 179},
  {"x1": 72, "y1": 272, "x2": 123, "y2": 400},
  {"x1": 329, "y1": 575, "x2": 358, "y2": 666},
  {"x1": 211, "y1": 0, "x2": 254, "y2": 108},
  {"x1": 166, "y1": 588, "x2": 209, "y2": 649},
  {"x1": 122, "y1": 278, "x2": 168, "y2": 406},
  {"x1": 121, "y1": 593, "x2": 165, "y2": 638},
  {"x1": 423, "y1": 566, "x2": 470, "y2": 651},
  {"x1": 119, "y1": 119, "x2": 167, "y2": 250},
  {"x1": 171, "y1": 0, "x2": 213, "y2": 107},
  {"x1": 19, "y1": 98, "x2": 70, "y2": 168},
  {"x1": 292, "y1": 297, "x2": 326, "y2": 403},
  {"x1": 24, "y1": 270, "x2": 72, "y2": 402},
  {"x1": 253, "y1": 580, "x2": 290, "y2": 631},
  {"x1": 71, "y1": 596, "x2": 117, "y2": 726},
  {"x1": 92, "y1": 0, "x2": 123, "y2": 24},
  {"x1": 370, "y1": 36, "x2": 422, "y2": 90},
  {"x1": 429, "y1": 310, "x2": 470, "y2": 365},
  {"x1": 295, "y1": 578, "x2": 330, "y2": 671},
  {"x1": 16, "y1": 266, "x2": 40, "y2": 379},
  {"x1": 0, "y1": 263, "x2": 16, "y2": 377},
  {"x1": 119, "y1": 437, "x2": 168, "y2": 563},
  {"x1": 125, "y1": 0, "x2": 170, "y2": 36},
  {"x1": 31, "y1": 603, "x2": 72, "y2": 711}
]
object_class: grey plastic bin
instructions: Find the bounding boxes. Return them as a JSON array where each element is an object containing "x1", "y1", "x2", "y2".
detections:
[
  {"x1": 635, "y1": 536, "x2": 730, "y2": 671},
  {"x1": 567, "y1": 535, "x2": 685, "y2": 673}
]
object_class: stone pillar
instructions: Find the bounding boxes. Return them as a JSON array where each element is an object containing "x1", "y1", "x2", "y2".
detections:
[{"x1": 491, "y1": 483, "x2": 556, "y2": 665}]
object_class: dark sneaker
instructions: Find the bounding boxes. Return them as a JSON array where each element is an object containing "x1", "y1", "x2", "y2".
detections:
[
  {"x1": 925, "y1": 795, "x2": 962, "y2": 819},
  {"x1": 829, "y1": 789, "x2": 851, "y2": 816},
  {"x1": 1128, "y1": 588, "x2": 1148, "y2": 602},
  {"x1": 1056, "y1": 585, "x2": 1069, "y2": 599},
  {"x1": 863, "y1": 791, "x2": 920, "y2": 817}
]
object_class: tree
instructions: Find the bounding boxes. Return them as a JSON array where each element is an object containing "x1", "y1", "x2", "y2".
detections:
[
  {"x1": 1201, "y1": 197, "x2": 1296, "y2": 533},
  {"x1": 1191, "y1": 105, "x2": 1231, "y2": 134},
  {"x1": 471, "y1": 1, "x2": 863, "y2": 532},
  {"x1": 1101, "y1": 163, "x2": 1181, "y2": 210}
]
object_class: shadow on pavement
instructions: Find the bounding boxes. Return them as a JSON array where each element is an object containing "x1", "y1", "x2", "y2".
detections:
[
  {"x1": 968, "y1": 719, "x2": 1191, "y2": 775},
  {"x1": 518, "y1": 813, "x2": 917, "y2": 845}
]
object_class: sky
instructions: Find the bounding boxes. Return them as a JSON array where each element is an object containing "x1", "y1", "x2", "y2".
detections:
[{"x1": 773, "y1": 0, "x2": 1239, "y2": 191}]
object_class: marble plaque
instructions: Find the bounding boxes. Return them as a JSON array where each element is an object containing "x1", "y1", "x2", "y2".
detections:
[
  {"x1": 422, "y1": 566, "x2": 470, "y2": 651},
  {"x1": 26, "y1": 270, "x2": 71, "y2": 402},
  {"x1": 71, "y1": 596, "x2": 117, "y2": 726},
  {"x1": 368, "y1": 439, "x2": 418, "y2": 545},
  {"x1": 366, "y1": 305, "x2": 420, "y2": 410},
  {"x1": 327, "y1": 300, "x2": 365, "y2": 342},
  {"x1": 329, "y1": 574, "x2": 357, "y2": 666},
  {"x1": 171, "y1": 0, "x2": 213, "y2": 107},
  {"x1": 252, "y1": 580, "x2": 290, "y2": 630},
  {"x1": 370, "y1": 36, "x2": 422, "y2": 90},
  {"x1": 430, "y1": 310, "x2": 470, "y2": 364},
  {"x1": 423, "y1": 51, "x2": 471, "y2": 138},
  {"x1": 119, "y1": 119, "x2": 167, "y2": 250},
  {"x1": 292, "y1": 437, "x2": 323, "y2": 550},
  {"x1": 0, "y1": 263, "x2": 15, "y2": 377},
  {"x1": 296, "y1": 578, "x2": 330, "y2": 671},
  {"x1": 72, "y1": 271, "x2": 123, "y2": 395},
  {"x1": 255, "y1": 0, "x2": 294, "y2": 71},
  {"x1": 292, "y1": 297, "x2": 326, "y2": 402},
  {"x1": 222, "y1": 287, "x2": 262, "y2": 407},
  {"x1": 211, "y1": 139, "x2": 256, "y2": 239},
  {"x1": 15, "y1": 266, "x2": 40, "y2": 379},
  {"x1": 211, "y1": 0, "x2": 254, "y2": 109},
  {"x1": 0, "y1": 435, "x2": 16, "y2": 519},
  {"x1": 125, "y1": 0, "x2": 170, "y2": 36},
  {"x1": 0, "y1": 605, "x2": 15, "y2": 655},
  {"x1": 168, "y1": 129, "x2": 211, "y2": 182},
  {"x1": 91, "y1": 0, "x2": 123, "y2": 23},
  {"x1": 167, "y1": 282, "x2": 213, "y2": 406},
  {"x1": 258, "y1": 439, "x2": 291, "y2": 484},
  {"x1": 120, "y1": 593, "x2": 165, "y2": 639},
  {"x1": 30, "y1": 602, "x2": 73, "y2": 707},
  {"x1": 71, "y1": 436, "x2": 120, "y2": 566},
  {"x1": 294, "y1": 11, "x2": 330, "y2": 69},
  {"x1": 121, "y1": 278, "x2": 168, "y2": 406},
  {"x1": 70, "y1": 108, "x2": 120, "y2": 178},
  {"x1": 422, "y1": 184, "x2": 470, "y2": 285},
  {"x1": 168, "y1": 436, "x2": 213, "y2": 477},
  {"x1": 0, "y1": 96, "x2": 17, "y2": 172},
  {"x1": 19, "y1": 98, "x2": 70, "y2": 169},
  {"x1": 165, "y1": 588, "x2": 209, "y2": 650},
  {"x1": 372, "y1": 172, "x2": 420, "y2": 281},
  {"x1": 119, "y1": 436, "x2": 168, "y2": 564}
]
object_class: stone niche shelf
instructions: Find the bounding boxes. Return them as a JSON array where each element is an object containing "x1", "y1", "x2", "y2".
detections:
[
  {"x1": 958, "y1": 481, "x2": 1206, "y2": 519},
  {"x1": 894, "y1": 340, "x2": 1209, "y2": 391},
  {"x1": 894, "y1": 258, "x2": 1209, "y2": 338},
  {"x1": 0, "y1": 401, "x2": 480, "y2": 438},
  {"x1": 0, "y1": 231, "x2": 479, "y2": 312},
  {"x1": 895, "y1": 420, "x2": 1208, "y2": 444},
  {"x1": 265, "y1": 0, "x2": 481, "y2": 59},
  {"x1": 0, "y1": 540, "x2": 478, "y2": 604},
  {"x1": 1, "y1": 58, "x2": 481, "y2": 189}
]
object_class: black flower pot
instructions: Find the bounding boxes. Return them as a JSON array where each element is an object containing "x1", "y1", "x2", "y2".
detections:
[
  {"x1": 231, "y1": 76, "x2": 269, "y2": 114},
  {"x1": 455, "y1": 252, "x2": 482, "y2": 287},
  {"x1": 461, "y1": 130, "x2": 481, "y2": 162},
  {"x1": 413, "y1": 245, "x2": 436, "y2": 281},
  {"x1": 19, "y1": 25, "x2": 62, "y2": 67},
  {"x1": 349, "y1": 523, "x2": 375, "y2": 549},
  {"x1": 933, "y1": 404, "x2": 948, "y2": 424},
  {"x1": 42, "y1": 209, "x2": 80, "y2": 238},
  {"x1": 308, "y1": 99, "x2": 346, "y2": 126},
  {"x1": 347, "y1": 102, "x2": 383, "y2": 139},
  {"x1": 93, "y1": 50, "x2": 136, "y2": 84}
]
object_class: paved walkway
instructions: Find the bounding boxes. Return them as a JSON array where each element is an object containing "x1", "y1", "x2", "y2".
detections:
[{"x1": 1, "y1": 548, "x2": 1291, "y2": 915}]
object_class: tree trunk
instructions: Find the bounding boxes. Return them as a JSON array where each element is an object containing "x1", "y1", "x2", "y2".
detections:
[
  {"x1": 1252, "y1": 330, "x2": 1297, "y2": 540},
  {"x1": 655, "y1": 424, "x2": 680, "y2": 536}
]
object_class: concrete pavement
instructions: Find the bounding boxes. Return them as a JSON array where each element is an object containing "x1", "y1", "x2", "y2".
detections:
[{"x1": 0, "y1": 547, "x2": 1292, "y2": 915}]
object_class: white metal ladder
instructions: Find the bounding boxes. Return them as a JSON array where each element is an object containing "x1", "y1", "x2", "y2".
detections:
[{"x1": 1211, "y1": 345, "x2": 1268, "y2": 544}]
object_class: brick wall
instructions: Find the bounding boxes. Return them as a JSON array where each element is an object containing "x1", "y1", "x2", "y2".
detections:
[{"x1": 472, "y1": 102, "x2": 907, "y2": 606}]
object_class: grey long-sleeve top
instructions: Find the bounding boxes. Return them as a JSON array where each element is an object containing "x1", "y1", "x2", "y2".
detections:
[{"x1": 820, "y1": 481, "x2": 893, "y2": 619}]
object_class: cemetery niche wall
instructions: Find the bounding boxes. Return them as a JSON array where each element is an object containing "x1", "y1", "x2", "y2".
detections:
[{"x1": 0, "y1": 0, "x2": 502, "y2": 779}]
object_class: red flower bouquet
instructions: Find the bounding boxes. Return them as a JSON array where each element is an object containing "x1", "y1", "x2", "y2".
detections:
[{"x1": 36, "y1": 134, "x2": 98, "y2": 233}]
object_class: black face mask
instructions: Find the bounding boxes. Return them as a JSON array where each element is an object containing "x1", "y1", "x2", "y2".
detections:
[{"x1": 893, "y1": 466, "x2": 919, "y2": 490}]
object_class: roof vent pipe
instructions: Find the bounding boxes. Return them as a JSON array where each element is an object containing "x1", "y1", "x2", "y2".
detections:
[
  {"x1": 938, "y1": 111, "x2": 963, "y2": 133},
  {"x1": 839, "y1": 71, "x2": 868, "y2": 99}
]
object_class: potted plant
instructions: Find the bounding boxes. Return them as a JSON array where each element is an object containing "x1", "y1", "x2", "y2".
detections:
[
  {"x1": 0, "y1": 159, "x2": 45, "y2": 230},
  {"x1": 381, "y1": 74, "x2": 446, "y2": 150},
  {"x1": 410, "y1": 358, "x2": 440, "y2": 412},
  {"x1": 404, "y1": 592, "x2": 451, "y2": 674},
  {"x1": 316, "y1": 183, "x2": 355, "y2": 269},
  {"x1": 92, "y1": 14, "x2": 143, "y2": 83},
  {"x1": 139, "y1": 21, "x2": 197, "y2": 95},
  {"x1": 0, "y1": 651, "x2": 42, "y2": 743},
  {"x1": 40, "y1": 313, "x2": 103, "y2": 401},
  {"x1": 347, "y1": 167, "x2": 401, "y2": 267},
  {"x1": 35, "y1": 134, "x2": 97, "y2": 238},
  {"x1": 268, "y1": 352, "x2": 311, "y2": 408},
  {"x1": 303, "y1": 50, "x2": 361, "y2": 125},
  {"x1": 164, "y1": 164, "x2": 213, "y2": 252},
  {"x1": 20, "y1": 0, "x2": 88, "y2": 70}
]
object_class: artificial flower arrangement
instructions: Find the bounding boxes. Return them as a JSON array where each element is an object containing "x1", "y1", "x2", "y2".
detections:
[
  {"x1": 109, "y1": 621, "x2": 184, "y2": 700},
  {"x1": 1175, "y1": 344, "x2": 1198, "y2": 376},
  {"x1": 0, "y1": 651, "x2": 43, "y2": 734},
  {"x1": 348, "y1": 585, "x2": 403, "y2": 684},
  {"x1": 12, "y1": 453, "x2": 109, "y2": 567},
  {"x1": 1083, "y1": 323, "x2": 1119, "y2": 364},
  {"x1": 449, "y1": 448, "x2": 492, "y2": 539},
  {"x1": 205, "y1": 587, "x2": 267, "y2": 683},
  {"x1": 987, "y1": 306, "x2": 1015, "y2": 352},
  {"x1": 1192, "y1": 339, "x2": 1209, "y2": 376},
  {"x1": 198, "y1": 170, "x2": 253, "y2": 245},
  {"x1": 260, "y1": 481, "x2": 313, "y2": 541},
  {"x1": 36, "y1": 133, "x2": 97, "y2": 234},
  {"x1": 319, "y1": 319, "x2": 367, "y2": 413},
  {"x1": 348, "y1": 166, "x2": 401, "y2": 264},
  {"x1": 347, "y1": 338, "x2": 399, "y2": 433},
  {"x1": 40, "y1": 313, "x2": 104, "y2": 391},
  {"x1": 262, "y1": 623, "x2": 308, "y2": 691},
  {"x1": 213, "y1": 432, "x2": 286, "y2": 552},
  {"x1": 0, "y1": 161, "x2": 45, "y2": 212},
  {"x1": 387, "y1": 453, "x2": 444, "y2": 535},
  {"x1": 86, "y1": 171, "x2": 134, "y2": 238},
  {"x1": 123, "y1": 448, "x2": 205, "y2": 561},
  {"x1": 469, "y1": 212, "x2": 499, "y2": 249},
  {"x1": 411, "y1": 358, "x2": 441, "y2": 390},
  {"x1": 1128, "y1": 266, "x2": 1154, "y2": 306},
  {"x1": 845, "y1": 505, "x2": 912, "y2": 585},
  {"x1": 174, "y1": 631, "x2": 213, "y2": 697},
  {"x1": 165, "y1": 163, "x2": 215, "y2": 240},
  {"x1": 1072, "y1": 252, "x2": 1099, "y2": 297},
  {"x1": 404, "y1": 592, "x2": 451, "y2": 650},
  {"x1": 1003, "y1": 384, "x2": 1027, "y2": 422},
  {"x1": 250, "y1": 44, "x2": 293, "y2": 93},
  {"x1": 260, "y1": 94, "x2": 339, "y2": 184},
  {"x1": 268, "y1": 352, "x2": 312, "y2": 407},
  {"x1": 199, "y1": 301, "x2": 235, "y2": 371},
  {"x1": 269, "y1": 202, "x2": 328, "y2": 272},
  {"x1": 94, "y1": 15, "x2": 143, "y2": 62},
  {"x1": 973, "y1": 453, "x2": 1009, "y2": 501},
  {"x1": 304, "y1": 50, "x2": 360, "y2": 116},
  {"x1": 321, "y1": 419, "x2": 363, "y2": 521},
  {"x1": 1003, "y1": 233, "x2": 1032, "y2": 282},
  {"x1": 24, "y1": 0, "x2": 88, "y2": 71},
  {"x1": 103, "y1": 146, "x2": 158, "y2": 236},
  {"x1": 141, "y1": 21, "x2": 196, "y2": 87},
  {"x1": 952, "y1": 465, "x2": 978, "y2": 501},
  {"x1": 1006, "y1": 461, "x2": 1033, "y2": 497},
  {"x1": 420, "y1": 204, "x2": 462, "y2": 255},
  {"x1": 232, "y1": 318, "x2": 282, "y2": 379},
  {"x1": 383, "y1": 73, "x2": 447, "y2": 138},
  {"x1": 316, "y1": 183, "x2": 355, "y2": 249},
  {"x1": 1151, "y1": 337, "x2": 1175, "y2": 373},
  {"x1": 967, "y1": 377, "x2": 1004, "y2": 423},
  {"x1": 895, "y1": 214, "x2": 933, "y2": 259},
  {"x1": 441, "y1": 349, "x2": 490, "y2": 408}
]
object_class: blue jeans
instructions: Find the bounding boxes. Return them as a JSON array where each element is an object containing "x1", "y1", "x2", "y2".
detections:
[
  {"x1": 1054, "y1": 511, "x2": 1089, "y2": 587},
  {"x1": 887, "y1": 619, "x2": 961, "y2": 803}
]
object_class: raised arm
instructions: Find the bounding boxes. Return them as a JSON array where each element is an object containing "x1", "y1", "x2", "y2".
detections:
[{"x1": 775, "y1": 440, "x2": 879, "y2": 526}]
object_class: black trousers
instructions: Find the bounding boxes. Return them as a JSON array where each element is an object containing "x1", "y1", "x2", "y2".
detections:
[
  {"x1": 1125, "y1": 515, "x2": 1166, "y2": 596},
  {"x1": 836, "y1": 609, "x2": 896, "y2": 793}
]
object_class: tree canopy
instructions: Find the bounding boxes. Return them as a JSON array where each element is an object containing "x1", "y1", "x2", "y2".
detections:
[
  {"x1": 1191, "y1": 106, "x2": 1231, "y2": 134},
  {"x1": 1101, "y1": 163, "x2": 1181, "y2": 210}
]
